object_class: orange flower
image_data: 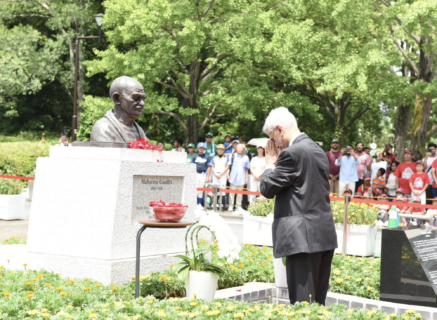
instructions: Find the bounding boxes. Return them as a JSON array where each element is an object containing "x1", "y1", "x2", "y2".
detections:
[
  {"x1": 55, "y1": 287, "x2": 62, "y2": 291},
  {"x1": 34, "y1": 286, "x2": 39, "y2": 289},
  {"x1": 25, "y1": 281, "x2": 31, "y2": 286},
  {"x1": 3, "y1": 292, "x2": 11, "y2": 297},
  {"x1": 68, "y1": 280, "x2": 75, "y2": 284},
  {"x1": 23, "y1": 264, "x2": 28, "y2": 267},
  {"x1": 37, "y1": 274, "x2": 43, "y2": 279},
  {"x1": 170, "y1": 264, "x2": 175, "y2": 269},
  {"x1": 28, "y1": 291, "x2": 34, "y2": 294},
  {"x1": 60, "y1": 292, "x2": 66, "y2": 297},
  {"x1": 84, "y1": 278, "x2": 89, "y2": 281},
  {"x1": 267, "y1": 256, "x2": 272, "y2": 260},
  {"x1": 0, "y1": 266, "x2": 4, "y2": 270},
  {"x1": 83, "y1": 287, "x2": 92, "y2": 291},
  {"x1": 69, "y1": 292, "x2": 75, "y2": 296},
  {"x1": 26, "y1": 294, "x2": 33, "y2": 299},
  {"x1": 45, "y1": 283, "x2": 51, "y2": 287},
  {"x1": 239, "y1": 264, "x2": 245, "y2": 269},
  {"x1": 160, "y1": 275, "x2": 166, "y2": 282},
  {"x1": 112, "y1": 285, "x2": 119, "y2": 291},
  {"x1": 95, "y1": 283, "x2": 101, "y2": 288}
]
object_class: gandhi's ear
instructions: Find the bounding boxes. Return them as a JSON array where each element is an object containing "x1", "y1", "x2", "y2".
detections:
[{"x1": 112, "y1": 92, "x2": 122, "y2": 105}]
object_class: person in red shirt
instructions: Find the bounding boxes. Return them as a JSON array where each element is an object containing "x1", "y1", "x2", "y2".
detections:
[
  {"x1": 394, "y1": 149, "x2": 416, "y2": 199},
  {"x1": 326, "y1": 139, "x2": 341, "y2": 195},
  {"x1": 409, "y1": 160, "x2": 430, "y2": 205},
  {"x1": 405, "y1": 197, "x2": 428, "y2": 226},
  {"x1": 383, "y1": 144, "x2": 399, "y2": 177},
  {"x1": 394, "y1": 188, "x2": 409, "y2": 212},
  {"x1": 357, "y1": 174, "x2": 379, "y2": 196}
]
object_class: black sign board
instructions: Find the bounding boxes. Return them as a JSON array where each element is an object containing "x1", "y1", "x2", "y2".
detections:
[{"x1": 405, "y1": 228, "x2": 437, "y2": 295}]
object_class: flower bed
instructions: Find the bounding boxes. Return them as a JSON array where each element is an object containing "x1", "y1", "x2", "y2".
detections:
[
  {"x1": 136, "y1": 244, "x2": 380, "y2": 300},
  {"x1": 0, "y1": 267, "x2": 422, "y2": 319},
  {"x1": 1, "y1": 237, "x2": 26, "y2": 245}
]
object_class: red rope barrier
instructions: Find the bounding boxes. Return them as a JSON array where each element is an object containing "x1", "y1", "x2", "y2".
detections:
[{"x1": 0, "y1": 175, "x2": 35, "y2": 181}]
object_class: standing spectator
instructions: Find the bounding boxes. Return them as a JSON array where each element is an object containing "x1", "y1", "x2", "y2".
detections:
[
  {"x1": 335, "y1": 145, "x2": 360, "y2": 195},
  {"x1": 172, "y1": 138, "x2": 183, "y2": 152},
  {"x1": 227, "y1": 144, "x2": 250, "y2": 212},
  {"x1": 364, "y1": 147, "x2": 370, "y2": 155},
  {"x1": 432, "y1": 159, "x2": 437, "y2": 199},
  {"x1": 354, "y1": 142, "x2": 371, "y2": 192},
  {"x1": 394, "y1": 149, "x2": 416, "y2": 199},
  {"x1": 423, "y1": 143, "x2": 437, "y2": 203},
  {"x1": 208, "y1": 144, "x2": 231, "y2": 209},
  {"x1": 191, "y1": 142, "x2": 211, "y2": 208},
  {"x1": 186, "y1": 143, "x2": 196, "y2": 163},
  {"x1": 382, "y1": 144, "x2": 399, "y2": 177},
  {"x1": 409, "y1": 160, "x2": 430, "y2": 204},
  {"x1": 157, "y1": 141, "x2": 165, "y2": 150},
  {"x1": 326, "y1": 139, "x2": 341, "y2": 195},
  {"x1": 368, "y1": 151, "x2": 387, "y2": 185},
  {"x1": 205, "y1": 132, "x2": 217, "y2": 158},
  {"x1": 234, "y1": 136, "x2": 248, "y2": 155},
  {"x1": 57, "y1": 132, "x2": 69, "y2": 146},
  {"x1": 249, "y1": 144, "x2": 266, "y2": 203},
  {"x1": 386, "y1": 162, "x2": 399, "y2": 200},
  {"x1": 224, "y1": 134, "x2": 233, "y2": 158}
]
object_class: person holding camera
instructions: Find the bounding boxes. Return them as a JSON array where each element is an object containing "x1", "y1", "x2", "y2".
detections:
[{"x1": 335, "y1": 145, "x2": 360, "y2": 196}]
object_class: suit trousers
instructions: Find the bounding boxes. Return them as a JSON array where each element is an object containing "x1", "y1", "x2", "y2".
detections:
[{"x1": 286, "y1": 249, "x2": 334, "y2": 305}]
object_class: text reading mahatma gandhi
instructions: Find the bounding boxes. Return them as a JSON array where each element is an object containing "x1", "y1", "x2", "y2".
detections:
[{"x1": 141, "y1": 179, "x2": 173, "y2": 185}]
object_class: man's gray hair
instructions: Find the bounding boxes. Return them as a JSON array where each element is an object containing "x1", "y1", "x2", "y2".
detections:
[{"x1": 262, "y1": 107, "x2": 298, "y2": 134}]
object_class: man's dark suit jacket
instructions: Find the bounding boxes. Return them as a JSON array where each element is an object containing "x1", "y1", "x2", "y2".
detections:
[{"x1": 260, "y1": 133, "x2": 337, "y2": 258}]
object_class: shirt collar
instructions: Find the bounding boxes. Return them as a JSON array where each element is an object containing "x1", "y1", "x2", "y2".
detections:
[{"x1": 289, "y1": 132, "x2": 305, "y2": 147}]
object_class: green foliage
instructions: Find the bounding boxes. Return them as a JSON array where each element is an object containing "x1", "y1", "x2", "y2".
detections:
[
  {"x1": 248, "y1": 197, "x2": 275, "y2": 217},
  {"x1": 1, "y1": 237, "x2": 27, "y2": 245},
  {"x1": 331, "y1": 201, "x2": 379, "y2": 226},
  {"x1": 76, "y1": 95, "x2": 112, "y2": 141},
  {"x1": 0, "y1": 179, "x2": 24, "y2": 195}
]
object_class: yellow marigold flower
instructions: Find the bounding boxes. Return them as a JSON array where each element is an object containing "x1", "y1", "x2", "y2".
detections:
[
  {"x1": 226, "y1": 306, "x2": 235, "y2": 312},
  {"x1": 45, "y1": 283, "x2": 51, "y2": 287},
  {"x1": 345, "y1": 276, "x2": 351, "y2": 280},
  {"x1": 333, "y1": 269, "x2": 341, "y2": 275},
  {"x1": 215, "y1": 302, "x2": 222, "y2": 307},
  {"x1": 207, "y1": 310, "x2": 221, "y2": 316},
  {"x1": 174, "y1": 307, "x2": 182, "y2": 311},
  {"x1": 367, "y1": 310, "x2": 377, "y2": 317},
  {"x1": 31, "y1": 278, "x2": 37, "y2": 282},
  {"x1": 28, "y1": 310, "x2": 39, "y2": 316},
  {"x1": 60, "y1": 291, "x2": 67, "y2": 297},
  {"x1": 178, "y1": 311, "x2": 189, "y2": 316},
  {"x1": 68, "y1": 279, "x2": 76, "y2": 284},
  {"x1": 112, "y1": 285, "x2": 119, "y2": 291},
  {"x1": 28, "y1": 291, "x2": 34, "y2": 294},
  {"x1": 234, "y1": 313, "x2": 244, "y2": 318},
  {"x1": 89, "y1": 312, "x2": 98, "y2": 318},
  {"x1": 190, "y1": 302, "x2": 198, "y2": 306},
  {"x1": 25, "y1": 281, "x2": 31, "y2": 286},
  {"x1": 3, "y1": 292, "x2": 11, "y2": 297},
  {"x1": 239, "y1": 264, "x2": 245, "y2": 269},
  {"x1": 217, "y1": 263, "x2": 223, "y2": 266},
  {"x1": 263, "y1": 248, "x2": 268, "y2": 252},
  {"x1": 416, "y1": 313, "x2": 422, "y2": 319},
  {"x1": 202, "y1": 305, "x2": 209, "y2": 311},
  {"x1": 367, "y1": 286, "x2": 373, "y2": 292},
  {"x1": 300, "y1": 310, "x2": 311, "y2": 315},
  {"x1": 95, "y1": 283, "x2": 101, "y2": 288},
  {"x1": 0, "y1": 266, "x2": 3, "y2": 270},
  {"x1": 250, "y1": 252, "x2": 255, "y2": 256},
  {"x1": 140, "y1": 275, "x2": 152, "y2": 281},
  {"x1": 23, "y1": 263, "x2": 28, "y2": 267},
  {"x1": 55, "y1": 286, "x2": 63, "y2": 291},
  {"x1": 26, "y1": 294, "x2": 33, "y2": 299},
  {"x1": 170, "y1": 264, "x2": 175, "y2": 269},
  {"x1": 37, "y1": 274, "x2": 43, "y2": 279},
  {"x1": 34, "y1": 285, "x2": 39, "y2": 289},
  {"x1": 365, "y1": 277, "x2": 371, "y2": 281},
  {"x1": 84, "y1": 277, "x2": 89, "y2": 281},
  {"x1": 41, "y1": 313, "x2": 50, "y2": 318},
  {"x1": 69, "y1": 292, "x2": 74, "y2": 296},
  {"x1": 301, "y1": 301, "x2": 309, "y2": 305},
  {"x1": 156, "y1": 310, "x2": 167, "y2": 317},
  {"x1": 335, "y1": 278, "x2": 344, "y2": 284},
  {"x1": 267, "y1": 256, "x2": 272, "y2": 260},
  {"x1": 160, "y1": 275, "x2": 166, "y2": 282},
  {"x1": 356, "y1": 278, "x2": 362, "y2": 282}
]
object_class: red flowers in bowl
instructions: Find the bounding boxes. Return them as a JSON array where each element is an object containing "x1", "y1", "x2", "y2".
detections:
[
  {"x1": 129, "y1": 138, "x2": 163, "y2": 151},
  {"x1": 149, "y1": 200, "x2": 188, "y2": 222}
]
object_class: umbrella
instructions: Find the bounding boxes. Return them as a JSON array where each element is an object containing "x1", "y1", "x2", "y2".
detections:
[{"x1": 247, "y1": 138, "x2": 269, "y2": 147}]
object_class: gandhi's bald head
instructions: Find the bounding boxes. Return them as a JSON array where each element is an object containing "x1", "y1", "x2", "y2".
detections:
[
  {"x1": 109, "y1": 76, "x2": 144, "y2": 102},
  {"x1": 109, "y1": 76, "x2": 145, "y2": 119}
]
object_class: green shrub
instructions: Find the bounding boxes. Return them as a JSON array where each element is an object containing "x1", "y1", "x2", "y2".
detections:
[
  {"x1": 0, "y1": 179, "x2": 24, "y2": 195},
  {"x1": 248, "y1": 197, "x2": 275, "y2": 216}
]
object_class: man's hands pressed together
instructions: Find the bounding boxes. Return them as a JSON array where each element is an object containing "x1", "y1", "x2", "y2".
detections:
[{"x1": 265, "y1": 139, "x2": 279, "y2": 166}]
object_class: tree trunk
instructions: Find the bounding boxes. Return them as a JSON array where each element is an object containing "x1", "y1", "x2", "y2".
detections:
[
  {"x1": 394, "y1": 103, "x2": 411, "y2": 161},
  {"x1": 410, "y1": 95, "x2": 432, "y2": 156},
  {"x1": 186, "y1": 113, "x2": 199, "y2": 146}
]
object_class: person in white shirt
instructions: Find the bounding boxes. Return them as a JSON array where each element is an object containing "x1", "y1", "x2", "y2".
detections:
[
  {"x1": 424, "y1": 143, "x2": 437, "y2": 203},
  {"x1": 208, "y1": 144, "x2": 231, "y2": 209},
  {"x1": 386, "y1": 161, "x2": 399, "y2": 200},
  {"x1": 249, "y1": 144, "x2": 266, "y2": 203},
  {"x1": 368, "y1": 151, "x2": 387, "y2": 186},
  {"x1": 426, "y1": 197, "x2": 437, "y2": 226}
]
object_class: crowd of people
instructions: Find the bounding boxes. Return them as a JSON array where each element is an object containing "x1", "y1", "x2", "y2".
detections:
[
  {"x1": 170, "y1": 132, "x2": 266, "y2": 212},
  {"x1": 326, "y1": 139, "x2": 437, "y2": 226}
]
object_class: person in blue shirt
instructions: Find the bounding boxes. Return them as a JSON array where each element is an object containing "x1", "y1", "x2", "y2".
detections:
[
  {"x1": 224, "y1": 134, "x2": 233, "y2": 158},
  {"x1": 227, "y1": 144, "x2": 250, "y2": 212},
  {"x1": 191, "y1": 142, "x2": 211, "y2": 208},
  {"x1": 335, "y1": 145, "x2": 360, "y2": 196}
]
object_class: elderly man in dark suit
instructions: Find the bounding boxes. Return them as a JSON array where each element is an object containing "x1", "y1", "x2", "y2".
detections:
[{"x1": 260, "y1": 107, "x2": 337, "y2": 305}]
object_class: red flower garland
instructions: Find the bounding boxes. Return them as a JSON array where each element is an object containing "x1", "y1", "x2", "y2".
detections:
[{"x1": 128, "y1": 138, "x2": 163, "y2": 151}]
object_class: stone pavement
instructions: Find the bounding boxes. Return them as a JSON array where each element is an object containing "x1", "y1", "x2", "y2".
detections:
[{"x1": 0, "y1": 220, "x2": 29, "y2": 241}]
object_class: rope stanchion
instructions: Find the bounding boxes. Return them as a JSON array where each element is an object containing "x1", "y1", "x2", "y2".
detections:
[{"x1": 0, "y1": 175, "x2": 35, "y2": 181}]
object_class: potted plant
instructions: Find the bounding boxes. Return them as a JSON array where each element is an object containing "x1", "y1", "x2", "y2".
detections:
[
  {"x1": 0, "y1": 178, "x2": 26, "y2": 220},
  {"x1": 331, "y1": 200, "x2": 378, "y2": 256},
  {"x1": 244, "y1": 197, "x2": 275, "y2": 246},
  {"x1": 173, "y1": 212, "x2": 241, "y2": 301}
]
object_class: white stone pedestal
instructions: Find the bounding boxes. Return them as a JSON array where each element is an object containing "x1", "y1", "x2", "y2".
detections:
[{"x1": 27, "y1": 146, "x2": 196, "y2": 285}]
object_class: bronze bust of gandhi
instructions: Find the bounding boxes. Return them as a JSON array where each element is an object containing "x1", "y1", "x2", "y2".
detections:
[{"x1": 90, "y1": 76, "x2": 147, "y2": 143}]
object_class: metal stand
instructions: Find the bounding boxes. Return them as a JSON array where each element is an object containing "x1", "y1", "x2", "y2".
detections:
[
  {"x1": 342, "y1": 196, "x2": 350, "y2": 255},
  {"x1": 135, "y1": 225, "x2": 147, "y2": 298}
]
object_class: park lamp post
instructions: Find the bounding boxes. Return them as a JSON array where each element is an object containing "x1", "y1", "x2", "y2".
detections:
[{"x1": 72, "y1": 13, "x2": 104, "y2": 142}]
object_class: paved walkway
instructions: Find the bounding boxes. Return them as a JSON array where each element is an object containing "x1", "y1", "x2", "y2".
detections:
[{"x1": 0, "y1": 220, "x2": 29, "y2": 241}]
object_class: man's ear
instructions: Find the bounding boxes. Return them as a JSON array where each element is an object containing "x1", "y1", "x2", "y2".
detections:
[{"x1": 112, "y1": 92, "x2": 121, "y2": 105}]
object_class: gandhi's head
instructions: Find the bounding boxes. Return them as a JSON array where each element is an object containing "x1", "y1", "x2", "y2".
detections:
[{"x1": 109, "y1": 76, "x2": 145, "y2": 119}]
